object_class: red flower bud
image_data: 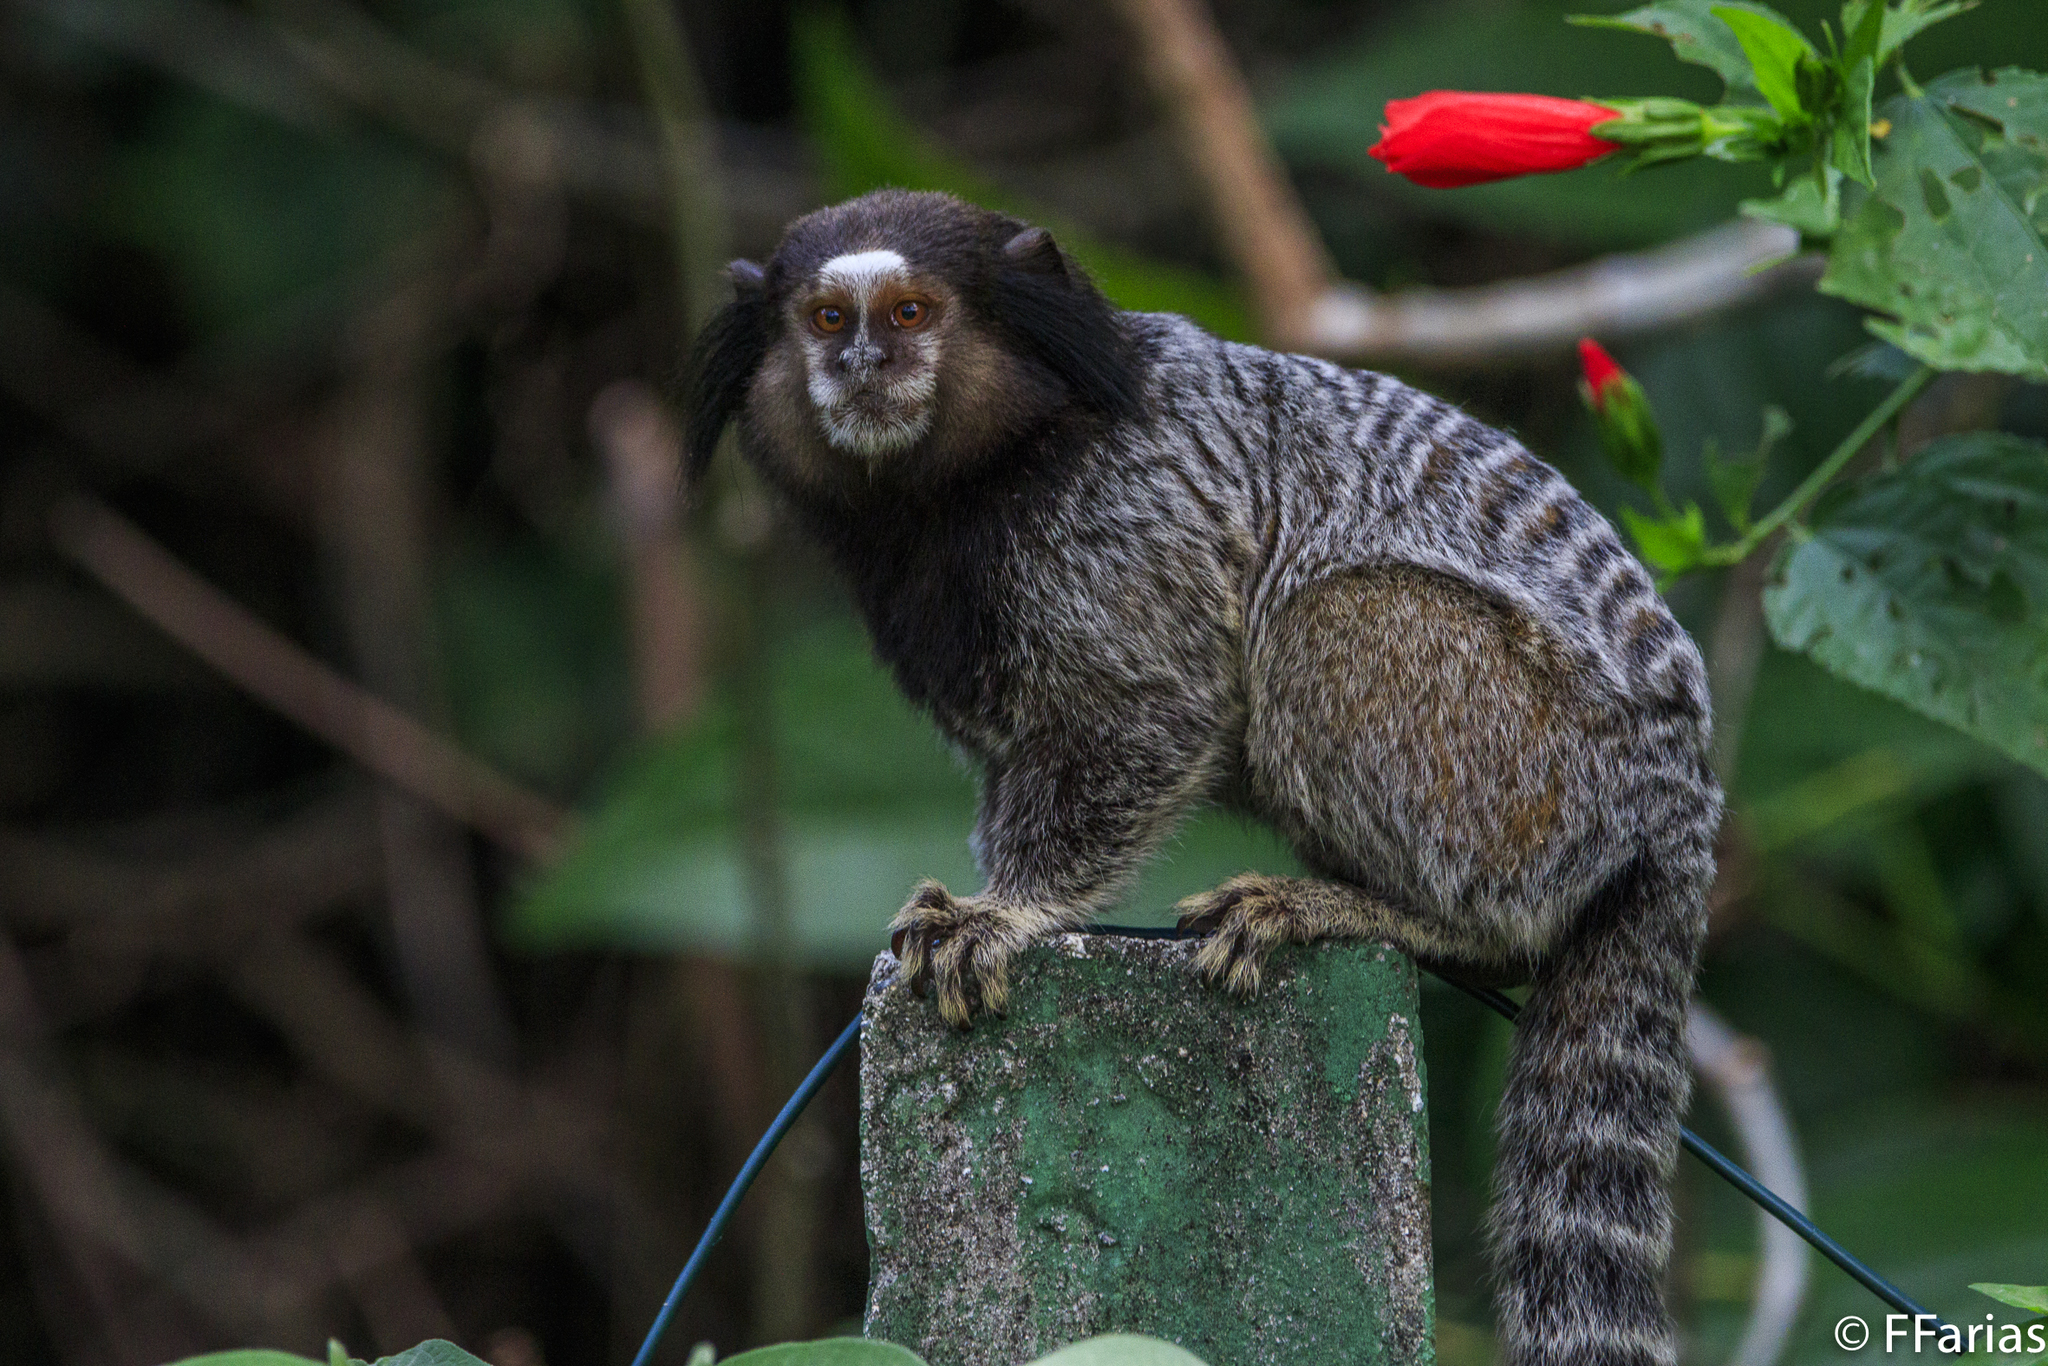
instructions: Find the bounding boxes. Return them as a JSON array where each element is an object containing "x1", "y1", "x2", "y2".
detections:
[
  {"x1": 1575, "y1": 337, "x2": 1663, "y2": 493},
  {"x1": 1368, "y1": 92, "x2": 1623, "y2": 189},
  {"x1": 1577, "y1": 337, "x2": 1627, "y2": 406}
]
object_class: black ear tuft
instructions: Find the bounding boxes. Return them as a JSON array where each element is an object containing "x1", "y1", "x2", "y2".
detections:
[
  {"x1": 682, "y1": 261, "x2": 773, "y2": 486},
  {"x1": 990, "y1": 232, "x2": 1141, "y2": 420},
  {"x1": 1002, "y1": 227, "x2": 1065, "y2": 277}
]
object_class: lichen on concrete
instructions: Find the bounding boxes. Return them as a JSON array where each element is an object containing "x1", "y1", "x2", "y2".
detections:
[{"x1": 860, "y1": 934, "x2": 1434, "y2": 1366}]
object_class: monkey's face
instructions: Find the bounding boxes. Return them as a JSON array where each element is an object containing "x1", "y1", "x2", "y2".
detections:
[
  {"x1": 793, "y1": 250, "x2": 950, "y2": 458},
  {"x1": 688, "y1": 190, "x2": 1138, "y2": 495}
]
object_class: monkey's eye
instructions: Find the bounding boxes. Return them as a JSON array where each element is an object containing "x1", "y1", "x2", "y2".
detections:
[
  {"x1": 892, "y1": 298, "x2": 929, "y2": 329},
  {"x1": 813, "y1": 306, "x2": 845, "y2": 333}
]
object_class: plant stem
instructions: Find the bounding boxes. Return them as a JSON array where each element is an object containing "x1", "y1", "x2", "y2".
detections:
[
  {"x1": 1703, "y1": 365, "x2": 1934, "y2": 566},
  {"x1": 620, "y1": 0, "x2": 729, "y2": 330}
]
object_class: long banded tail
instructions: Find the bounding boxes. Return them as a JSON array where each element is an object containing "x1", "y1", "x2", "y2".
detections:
[{"x1": 1488, "y1": 853, "x2": 1710, "y2": 1366}]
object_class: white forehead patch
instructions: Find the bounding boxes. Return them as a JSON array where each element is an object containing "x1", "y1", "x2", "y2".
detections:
[{"x1": 817, "y1": 249, "x2": 909, "y2": 301}]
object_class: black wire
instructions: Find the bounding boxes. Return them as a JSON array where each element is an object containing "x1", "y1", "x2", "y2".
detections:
[
  {"x1": 1438, "y1": 975, "x2": 1951, "y2": 1333},
  {"x1": 630, "y1": 1012, "x2": 864, "y2": 1366},
  {"x1": 633, "y1": 932, "x2": 1950, "y2": 1363}
]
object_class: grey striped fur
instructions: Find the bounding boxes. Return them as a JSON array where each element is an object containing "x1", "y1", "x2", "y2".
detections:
[{"x1": 688, "y1": 191, "x2": 1722, "y2": 1366}]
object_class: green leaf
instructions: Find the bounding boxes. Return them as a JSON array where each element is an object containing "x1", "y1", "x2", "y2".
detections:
[
  {"x1": 1707, "y1": 405, "x2": 1790, "y2": 531},
  {"x1": 1841, "y1": 0, "x2": 1888, "y2": 70},
  {"x1": 1762, "y1": 431, "x2": 2048, "y2": 779},
  {"x1": 1712, "y1": 5, "x2": 1817, "y2": 119},
  {"x1": 720, "y1": 1342, "x2": 925, "y2": 1366},
  {"x1": 1829, "y1": 338, "x2": 1922, "y2": 381},
  {"x1": 1622, "y1": 502, "x2": 1709, "y2": 575},
  {"x1": 1831, "y1": 54, "x2": 1877, "y2": 185},
  {"x1": 1842, "y1": 0, "x2": 1979, "y2": 67},
  {"x1": 1937, "y1": 68, "x2": 2048, "y2": 234},
  {"x1": 1570, "y1": 0, "x2": 1790, "y2": 97},
  {"x1": 1743, "y1": 162, "x2": 1844, "y2": 231},
  {"x1": 366, "y1": 1345, "x2": 492, "y2": 1366},
  {"x1": 1972, "y1": 1283, "x2": 2048, "y2": 1313},
  {"x1": 791, "y1": 9, "x2": 1248, "y2": 339},
  {"x1": 1027, "y1": 1337, "x2": 1213, "y2": 1366},
  {"x1": 1821, "y1": 69, "x2": 2048, "y2": 381},
  {"x1": 158, "y1": 1354, "x2": 324, "y2": 1366}
]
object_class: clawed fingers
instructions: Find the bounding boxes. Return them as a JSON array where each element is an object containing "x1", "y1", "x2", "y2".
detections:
[
  {"x1": 1179, "y1": 877, "x2": 1295, "y2": 999},
  {"x1": 887, "y1": 883, "x2": 1018, "y2": 1028},
  {"x1": 1174, "y1": 886, "x2": 1244, "y2": 937}
]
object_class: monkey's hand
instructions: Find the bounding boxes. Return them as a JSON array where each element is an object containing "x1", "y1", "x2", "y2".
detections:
[{"x1": 888, "y1": 880, "x2": 1052, "y2": 1028}]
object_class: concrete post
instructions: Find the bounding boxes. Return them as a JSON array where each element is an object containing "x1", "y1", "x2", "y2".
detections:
[{"x1": 860, "y1": 933, "x2": 1434, "y2": 1366}]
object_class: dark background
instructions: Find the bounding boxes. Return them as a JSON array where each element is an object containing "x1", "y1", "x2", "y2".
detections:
[{"x1": 1, "y1": 1, "x2": 2046, "y2": 1363}]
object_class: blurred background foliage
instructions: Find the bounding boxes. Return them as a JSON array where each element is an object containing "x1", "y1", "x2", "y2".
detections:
[{"x1": 1, "y1": 0, "x2": 2045, "y2": 1364}]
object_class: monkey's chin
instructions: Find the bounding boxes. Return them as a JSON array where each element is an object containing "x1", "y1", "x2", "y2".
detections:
[{"x1": 818, "y1": 403, "x2": 932, "y2": 458}]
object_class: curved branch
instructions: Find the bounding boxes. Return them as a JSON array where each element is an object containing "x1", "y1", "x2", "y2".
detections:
[
  {"x1": 50, "y1": 496, "x2": 571, "y2": 862},
  {"x1": 1104, "y1": 0, "x2": 1337, "y2": 341},
  {"x1": 1690, "y1": 1001, "x2": 1811, "y2": 1366},
  {"x1": 1308, "y1": 223, "x2": 1817, "y2": 366}
]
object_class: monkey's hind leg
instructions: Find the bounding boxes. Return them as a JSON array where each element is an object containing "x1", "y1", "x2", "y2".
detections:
[{"x1": 1176, "y1": 874, "x2": 1426, "y2": 998}]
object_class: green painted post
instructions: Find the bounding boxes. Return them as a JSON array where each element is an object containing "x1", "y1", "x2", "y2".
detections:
[{"x1": 860, "y1": 934, "x2": 1434, "y2": 1366}]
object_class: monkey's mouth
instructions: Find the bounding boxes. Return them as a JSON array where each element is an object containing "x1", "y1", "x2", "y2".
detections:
[
  {"x1": 841, "y1": 387, "x2": 913, "y2": 419},
  {"x1": 816, "y1": 379, "x2": 935, "y2": 455}
]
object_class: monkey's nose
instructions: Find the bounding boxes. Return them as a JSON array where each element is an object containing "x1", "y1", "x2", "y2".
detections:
[{"x1": 840, "y1": 339, "x2": 885, "y2": 378}]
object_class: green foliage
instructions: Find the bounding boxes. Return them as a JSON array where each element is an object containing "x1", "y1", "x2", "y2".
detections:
[
  {"x1": 435, "y1": 536, "x2": 632, "y2": 794},
  {"x1": 357, "y1": 1344, "x2": 492, "y2": 1366},
  {"x1": 1274, "y1": 0, "x2": 2032, "y2": 254},
  {"x1": 1712, "y1": 5, "x2": 1815, "y2": 120},
  {"x1": 1843, "y1": 0, "x2": 1979, "y2": 69},
  {"x1": 1760, "y1": 1094, "x2": 2048, "y2": 1362},
  {"x1": 1830, "y1": 54, "x2": 1877, "y2": 186},
  {"x1": 1756, "y1": 154, "x2": 1850, "y2": 237},
  {"x1": 790, "y1": 9, "x2": 1249, "y2": 339},
  {"x1": 1705, "y1": 405, "x2": 1790, "y2": 532},
  {"x1": 104, "y1": 95, "x2": 448, "y2": 338},
  {"x1": 1975, "y1": 1283, "x2": 2048, "y2": 1314},
  {"x1": 1580, "y1": 0, "x2": 1976, "y2": 211},
  {"x1": 515, "y1": 619, "x2": 1299, "y2": 962},
  {"x1": 1821, "y1": 69, "x2": 2048, "y2": 381},
  {"x1": 513, "y1": 616, "x2": 980, "y2": 964},
  {"x1": 159, "y1": 1343, "x2": 495, "y2": 1366},
  {"x1": 1622, "y1": 501, "x2": 1708, "y2": 575},
  {"x1": 1762, "y1": 431, "x2": 2048, "y2": 781},
  {"x1": 1572, "y1": 0, "x2": 1783, "y2": 94}
]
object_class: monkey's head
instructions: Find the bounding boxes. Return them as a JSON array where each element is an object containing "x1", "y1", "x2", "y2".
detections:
[{"x1": 685, "y1": 191, "x2": 1139, "y2": 496}]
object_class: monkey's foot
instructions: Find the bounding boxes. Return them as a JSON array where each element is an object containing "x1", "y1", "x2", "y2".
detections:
[
  {"x1": 1175, "y1": 873, "x2": 1311, "y2": 999},
  {"x1": 888, "y1": 881, "x2": 1040, "y2": 1029}
]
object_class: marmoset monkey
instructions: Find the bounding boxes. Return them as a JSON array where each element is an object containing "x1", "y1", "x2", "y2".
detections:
[{"x1": 686, "y1": 190, "x2": 1720, "y2": 1366}]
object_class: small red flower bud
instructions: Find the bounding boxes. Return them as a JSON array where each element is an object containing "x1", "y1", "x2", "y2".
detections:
[
  {"x1": 1575, "y1": 337, "x2": 1663, "y2": 494},
  {"x1": 1577, "y1": 337, "x2": 1627, "y2": 406},
  {"x1": 1368, "y1": 92, "x2": 1623, "y2": 189}
]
